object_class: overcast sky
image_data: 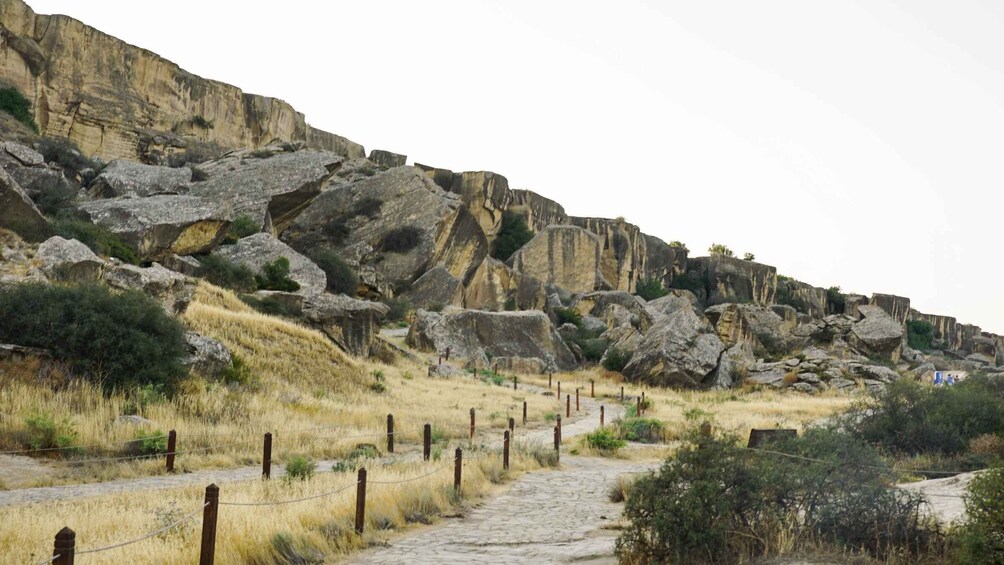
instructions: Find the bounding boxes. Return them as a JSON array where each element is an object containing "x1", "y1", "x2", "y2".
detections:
[{"x1": 28, "y1": 0, "x2": 1004, "y2": 333}]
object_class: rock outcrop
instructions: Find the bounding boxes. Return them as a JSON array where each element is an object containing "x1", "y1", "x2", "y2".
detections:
[
  {"x1": 213, "y1": 233, "x2": 326, "y2": 296},
  {"x1": 88, "y1": 160, "x2": 191, "y2": 198},
  {"x1": 408, "y1": 267, "x2": 464, "y2": 309},
  {"x1": 303, "y1": 294, "x2": 389, "y2": 357},
  {"x1": 0, "y1": 167, "x2": 49, "y2": 241},
  {"x1": 641, "y1": 235, "x2": 689, "y2": 288},
  {"x1": 183, "y1": 332, "x2": 232, "y2": 377},
  {"x1": 849, "y1": 305, "x2": 904, "y2": 362},
  {"x1": 622, "y1": 305, "x2": 725, "y2": 388},
  {"x1": 870, "y1": 294, "x2": 911, "y2": 325},
  {"x1": 705, "y1": 303, "x2": 789, "y2": 353},
  {"x1": 687, "y1": 255, "x2": 777, "y2": 305},
  {"x1": 0, "y1": 0, "x2": 364, "y2": 162},
  {"x1": 368, "y1": 150, "x2": 406, "y2": 168},
  {"x1": 35, "y1": 236, "x2": 103, "y2": 281},
  {"x1": 407, "y1": 309, "x2": 577, "y2": 371},
  {"x1": 103, "y1": 262, "x2": 193, "y2": 314},
  {"x1": 776, "y1": 277, "x2": 828, "y2": 319},
  {"x1": 509, "y1": 225, "x2": 610, "y2": 293},
  {"x1": 509, "y1": 189, "x2": 568, "y2": 232},
  {"x1": 79, "y1": 195, "x2": 230, "y2": 260},
  {"x1": 462, "y1": 257, "x2": 545, "y2": 311},
  {"x1": 908, "y1": 310, "x2": 960, "y2": 351},
  {"x1": 448, "y1": 171, "x2": 512, "y2": 239}
]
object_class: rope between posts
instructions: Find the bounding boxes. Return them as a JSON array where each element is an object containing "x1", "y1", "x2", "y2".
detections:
[
  {"x1": 219, "y1": 480, "x2": 359, "y2": 507},
  {"x1": 0, "y1": 432, "x2": 172, "y2": 456},
  {"x1": 368, "y1": 460, "x2": 456, "y2": 485},
  {"x1": 33, "y1": 554, "x2": 58, "y2": 565},
  {"x1": 61, "y1": 442, "x2": 251, "y2": 465},
  {"x1": 745, "y1": 447, "x2": 975, "y2": 476},
  {"x1": 70, "y1": 501, "x2": 208, "y2": 556}
]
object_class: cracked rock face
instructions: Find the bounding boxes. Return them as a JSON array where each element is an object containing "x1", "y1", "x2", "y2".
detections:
[
  {"x1": 509, "y1": 225, "x2": 611, "y2": 294},
  {"x1": 89, "y1": 160, "x2": 192, "y2": 198},
  {"x1": 303, "y1": 294, "x2": 389, "y2": 357},
  {"x1": 850, "y1": 305, "x2": 904, "y2": 363},
  {"x1": 622, "y1": 305, "x2": 725, "y2": 388}
]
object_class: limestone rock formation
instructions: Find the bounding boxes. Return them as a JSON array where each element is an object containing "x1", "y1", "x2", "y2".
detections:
[
  {"x1": 622, "y1": 305, "x2": 725, "y2": 388},
  {"x1": 462, "y1": 257, "x2": 545, "y2": 311},
  {"x1": 406, "y1": 309, "x2": 577, "y2": 371},
  {"x1": 708, "y1": 343, "x2": 754, "y2": 389},
  {"x1": 213, "y1": 233, "x2": 326, "y2": 296},
  {"x1": 776, "y1": 277, "x2": 828, "y2": 319},
  {"x1": 871, "y1": 293, "x2": 911, "y2": 325},
  {"x1": 408, "y1": 267, "x2": 464, "y2": 309},
  {"x1": 448, "y1": 171, "x2": 512, "y2": 239},
  {"x1": 102, "y1": 262, "x2": 193, "y2": 314},
  {"x1": 574, "y1": 291, "x2": 653, "y2": 332},
  {"x1": 79, "y1": 195, "x2": 230, "y2": 260},
  {"x1": 0, "y1": 167, "x2": 50, "y2": 241},
  {"x1": 368, "y1": 150, "x2": 407, "y2": 169},
  {"x1": 687, "y1": 255, "x2": 777, "y2": 305},
  {"x1": 642, "y1": 235, "x2": 689, "y2": 289},
  {"x1": 908, "y1": 310, "x2": 960, "y2": 351},
  {"x1": 192, "y1": 149, "x2": 342, "y2": 232},
  {"x1": 509, "y1": 225, "x2": 610, "y2": 293},
  {"x1": 89, "y1": 160, "x2": 191, "y2": 198},
  {"x1": 0, "y1": 0, "x2": 364, "y2": 162},
  {"x1": 283, "y1": 166, "x2": 489, "y2": 297},
  {"x1": 183, "y1": 332, "x2": 232, "y2": 377},
  {"x1": 705, "y1": 303, "x2": 790, "y2": 353},
  {"x1": 509, "y1": 189, "x2": 568, "y2": 232},
  {"x1": 850, "y1": 305, "x2": 904, "y2": 362},
  {"x1": 644, "y1": 291, "x2": 698, "y2": 319},
  {"x1": 35, "y1": 236, "x2": 103, "y2": 281},
  {"x1": 844, "y1": 294, "x2": 869, "y2": 319},
  {"x1": 303, "y1": 294, "x2": 389, "y2": 357}
]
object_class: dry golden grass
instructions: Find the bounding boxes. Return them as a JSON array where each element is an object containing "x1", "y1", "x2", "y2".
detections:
[
  {"x1": 2, "y1": 447, "x2": 553, "y2": 564},
  {"x1": 519, "y1": 367, "x2": 855, "y2": 442}
]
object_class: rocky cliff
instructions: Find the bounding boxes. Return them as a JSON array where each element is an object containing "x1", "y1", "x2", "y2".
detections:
[
  {"x1": 0, "y1": 0, "x2": 363, "y2": 162},
  {"x1": 687, "y1": 255, "x2": 778, "y2": 306}
]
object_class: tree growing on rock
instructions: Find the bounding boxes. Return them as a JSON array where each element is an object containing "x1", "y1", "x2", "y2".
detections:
[
  {"x1": 708, "y1": 243, "x2": 734, "y2": 257},
  {"x1": 742, "y1": 252, "x2": 755, "y2": 261}
]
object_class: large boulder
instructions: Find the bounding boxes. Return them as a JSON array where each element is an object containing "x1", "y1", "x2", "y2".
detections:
[
  {"x1": 36, "y1": 236, "x2": 104, "y2": 282},
  {"x1": 509, "y1": 225, "x2": 611, "y2": 293},
  {"x1": 709, "y1": 342, "x2": 755, "y2": 388},
  {"x1": 407, "y1": 309, "x2": 577, "y2": 371},
  {"x1": 183, "y1": 332, "x2": 232, "y2": 377},
  {"x1": 705, "y1": 303, "x2": 790, "y2": 354},
  {"x1": 870, "y1": 293, "x2": 911, "y2": 325},
  {"x1": 368, "y1": 150, "x2": 407, "y2": 168},
  {"x1": 408, "y1": 266, "x2": 464, "y2": 309},
  {"x1": 448, "y1": 170, "x2": 512, "y2": 239},
  {"x1": 574, "y1": 291, "x2": 653, "y2": 332},
  {"x1": 213, "y1": 233, "x2": 326, "y2": 296},
  {"x1": 0, "y1": 168, "x2": 51, "y2": 242},
  {"x1": 79, "y1": 195, "x2": 230, "y2": 260},
  {"x1": 191, "y1": 148, "x2": 342, "y2": 232},
  {"x1": 622, "y1": 306, "x2": 726, "y2": 388},
  {"x1": 1, "y1": 142, "x2": 44, "y2": 167},
  {"x1": 850, "y1": 305, "x2": 904, "y2": 362},
  {"x1": 303, "y1": 294, "x2": 389, "y2": 357},
  {"x1": 282, "y1": 166, "x2": 489, "y2": 298},
  {"x1": 102, "y1": 262, "x2": 193, "y2": 314},
  {"x1": 89, "y1": 159, "x2": 192, "y2": 198},
  {"x1": 644, "y1": 291, "x2": 697, "y2": 319},
  {"x1": 776, "y1": 277, "x2": 828, "y2": 319},
  {"x1": 642, "y1": 235, "x2": 689, "y2": 289},
  {"x1": 462, "y1": 257, "x2": 545, "y2": 311},
  {"x1": 686, "y1": 255, "x2": 777, "y2": 305}
]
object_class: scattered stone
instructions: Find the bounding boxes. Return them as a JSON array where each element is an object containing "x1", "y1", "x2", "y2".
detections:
[
  {"x1": 0, "y1": 168, "x2": 51, "y2": 242},
  {"x1": 116, "y1": 415, "x2": 156, "y2": 427},
  {"x1": 103, "y1": 262, "x2": 192, "y2": 314},
  {"x1": 183, "y1": 332, "x2": 232, "y2": 377},
  {"x1": 303, "y1": 294, "x2": 389, "y2": 357},
  {"x1": 428, "y1": 364, "x2": 466, "y2": 378},
  {"x1": 36, "y1": 236, "x2": 104, "y2": 282},
  {"x1": 829, "y1": 377, "x2": 857, "y2": 390}
]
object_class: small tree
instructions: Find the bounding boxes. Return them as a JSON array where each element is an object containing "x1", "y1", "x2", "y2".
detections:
[
  {"x1": 635, "y1": 277, "x2": 669, "y2": 301},
  {"x1": 708, "y1": 243, "x2": 734, "y2": 257},
  {"x1": 255, "y1": 256, "x2": 301, "y2": 292},
  {"x1": 906, "y1": 320, "x2": 934, "y2": 351},
  {"x1": 492, "y1": 212, "x2": 534, "y2": 260},
  {"x1": 958, "y1": 466, "x2": 1004, "y2": 564},
  {"x1": 668, "y1": 240, "x2": 688, "y2": 251},
  {"x1": 742, "y1": 252, "x2": 755, "y2": 261}
]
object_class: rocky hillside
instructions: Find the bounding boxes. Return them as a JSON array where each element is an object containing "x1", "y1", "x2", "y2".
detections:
[{"x1": 0, "y1": 0, "x2": 1000, "y2": 395}]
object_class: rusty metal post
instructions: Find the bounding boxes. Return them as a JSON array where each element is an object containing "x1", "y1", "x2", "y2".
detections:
[
  {"x1": 454, "y1": 447, "x2": 462, "y2": 492},
  {"x1": 503, "y1": 430, "x2": 510, "y2": 470},
  {"x1": 470, "y1": 408, "x2": 476, "y2": 439},
  {"x1": 576, "y1": 388, "x2": 580, "y2": 411},
  {"x1": 166, "y1": 429, "x2": 177, "y2": 473},
  {"x1": 554, "y1": 426, "x2": 560, "y2": 461},
  {"x1": 387, "y1": 414, "x2": 394, "y2": 454},
  {"x1": 262, "y1": 432, "x2": 272, "y2": 479},
  {"x1": 508, "y1": 417, "x2": 515, "y2": 436},
  {"x1": 566, "y1": 394, "x2": 570, "y2": 418},
  {"x1": 53, "y1": 527, "x2": 74, "y2": 565},
  {"x1": 522, "y1": 401, "x2": 527, "y2": 425},
  {"x1": 423, "y1": 423, "x2": 431, "y2": 461},
  {"x1": 199, "y1": 484, "x2": 219, "y2": 565},
  {"x1": 601, "y1": 405, "x2": 605, "y2": 427},
  {"x1": 591, "y1": 380, "x2": 595, "y2": 398},
  {"x1": 355, "y1": 468, "x2": 367, "y2": 534}
]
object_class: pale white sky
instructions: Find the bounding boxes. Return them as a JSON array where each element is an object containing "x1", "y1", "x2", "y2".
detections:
[{"x1": 29, "y1": 0, "x2": 1004, "y2": 333}]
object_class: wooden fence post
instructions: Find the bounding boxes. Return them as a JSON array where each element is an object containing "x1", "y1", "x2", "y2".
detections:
[
  {"x1": 199, "y1": 484, "x2": 219, "y2": 565},
  {"x1": 438, "y1": 355, "x2": 442, "y2": 365},
  {"x1": 470, "y1": 408, "x2": 476, "y2": 440},
  {"x1": 636, "y1": 397, "x2": 641, "y2": 417},
  {"x1": 454, "y1": 447, "x2": 462, "y2": 492},
  {"x1": 262, "y1": 432, "x2": 272, "y2": 479},
  {"x1": 522, "y1": 401, "x2": 527, "y2": 425},
  {"x1": 600, "y1": 405, "x2": 605, "y2": 427},
  {"x1": 387, "y1": 414, "x2": 394, "y2": 454},
  {"x1": 355, "y1": 468, "x2": 367, "y2": 534},
  {"x1": 503, "y1": 430, "x2": 510, "y2": 470},
  {"x1": 166, "y1": 429, "x2": 177, "y2": 473},
  {"x1": 557, "y1": 381, "x2": 561, "y2": 400},
  {"x1": 53, "y1": 527, "x2": 74, "y2": 565},
  {"x1": 556, "y1": 414, "x2": 562, "y2": 444},
  {"x1": 513, "y1": 376, "x2": 518, "y2": 390},
  {"x1": 621, "y1": 386, "x2": 624, "y2": 402},
  {"x1": 445, "y1": 346, "x2": 450, "y2": 361},
  {"x1": 549, "y1": 373, "x2": 552, "y2": 389},
  {"x1": 591, "y1": 380, "x2": 595, "y2": 398},
  {"x1": 423, "y1": 423, "x2": 431, "y2": 461},
  {"x1": 576, "y1": 388, "x2": 580, "y2": 411},
  {"x1": 508, "y1": 417, "x2": 515, "y2": 436},
  {"x1": 566, "y1": 394, "x2": 570, "y2": 418},
  {"x1": 554, "y1": 426, "x2": 560, "y2": 461}
]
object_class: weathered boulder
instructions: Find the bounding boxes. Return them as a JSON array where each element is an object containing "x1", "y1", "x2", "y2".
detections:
[
  {"x1": 0, "y1": 168, "x2": 50, "y2": 242},
  {"x1": 844, "y1": 294, "x2": 869, "y2": 319},
  {"x1": 462, "y1": 257, "x2": 545, "y2": 311},
  {"x1": 849, "y1": 305, "x2": 904, "y2": 362},
  {"x1": 183, "y1": 332, "x2": 232, "y2": 377},
  {"x1": 368, "y1": 150, "x2": 406, "y2": 169},
  {"x1": 427, "y1": 363, "x2": 466, "y2": 378},
  {"x1": 448, "y1": 171, "x2": 512, "y2": 239},
  {"x1": 79, "y1": 195, "x2": 230, "y2": 260},
  {"x1": 103, "y1": 262, "x2": 193, "y2": 314},
  {"x1": 846, "y1": 363, "x2": 900, "y2": 383},
  {"x1": 509, "y1": 225, "x2": 610, "y2": 293},
  {"x1": 213, "y1": 233, "x2": 326, "y2": 296},
  {"x1": 645, "y1": 291, "x2": 698, "y2": 319},
  {"x1": 89, "y1": 160, "x2": 191, "y2": 198},
  {"x1": 705, "y1": 303, "x2": 792, "y2": 354},
  {"x1": 622, "y1": 305, "x2": 725, "y2": 388},
  {"x1": 492, "y1": 356, "x2": 549, "y2": 375},
  {"x1": 642, "y1": 235, "x2": 689, "y2": 288},
  {"x1": 686, "y1": 255, "x2": 777, "y2": 305},
  {"x1": 574, "y1": 291, "x2": 653, "y2": 331},
  {"x1": 708, "y1": 342, "x2": 754, "y2": 388},
  {"x1": 770, "y1": 304, "x2": 799, "y2": 332},
  {"x1": 408, "y1": 267, "x2": 464, "y2": 309},
  {"x1": 509, "y1": 189, "x2": 568, "y2": 232},
  {"x1": 303, "y1": 294, "x2": 389, "y2": 357},
  {"x1": 283, "y1": 167, "x2": 489, "y2": 298},
  {"x1": 407, "y1": 309, "x2": 577, "y2": 371},
  {"x1": 36, "y1": 236, "x2": 104, "y2": 281},
  {"x1": 1, "y1": 142, "x2": 43, "y2": 166},
  {"x1": 776, "y1": 277, "x2": 828, "y2": 319},
  {"x1": 959, "y1": 324, "x2": 983, "y2": 354},
  {"x1": 192, "y1": 149, "x2": 341, "y2": 233},
  {"x1": 570, "y1": 217, "x2": 644, "y2": 292},
  {"x1": 747, "y1": 362, "x2": 789, "y2": 387},
  {"x1": 870, "y1": 294, "x2": 911, "y2": 325},
  {"x1": 161, "y1": 254, "x2": 203, "y2": 276}
]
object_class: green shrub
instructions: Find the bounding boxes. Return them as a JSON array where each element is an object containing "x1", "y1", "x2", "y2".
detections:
[
  {"x1": 957, "y1": 466, "x2": 1004, "y2": 564},
  {"x1": 196, "y1": 254, "x2": 256, "y2": 293},
  {"x1": 255, "y1": 256, "x2": 300, "y2": 292},
  {"x1": 166, "y1": 141, "x2": 224, "y2": 167},
  {"x1": 585, "y1": 427, "x2": 627, "y2": 452},
  {"x1": 0, "y1": 87, "x2": 37, "y2": 132},
  {"x1": 554, "y1": 307, "x2": 582, "y2": 327},
  {"x1": 135, "y1": 429, "x2": 168, "y2": 456},
  {"x1": 826, "y1": 286, "x2": 846, "y2": 313},
  {"x1": 190, "y1": 115, "x2": 214, "y2": 129},
  {"x1": 309, "y1": 250, "x2": 358, "y2": 295},
  {"x1": 218, "y1": 355, "x2": 257, "y2": 388},
  {"x1": 668, "y1": 272, "x2": 705, "y2": 295},
  {"x1": 24, "y1": 413, "x2": 78, "y2": 453},
  {"x1": 52, "y1": 217, "x2": 139, "y2": 264},
  {"x1": 379, "y1": 226, "x2": 422, "y2": 253},
  {"x1": 30, "y1": 176, "x2": 78, "y2": 217},
  {"x1": 0, "y1": 284, "x2": 187, "y2": 392},
  {"x1": 352, "y1": 197, "x2": 383, "y2": 219},
  {"x1": 635, "y1": 277, "x2": 668, "y2": 301},
  {"x1": 618, "y1": 418, "x2": 664, "y2": 443},
  {"x1": 602, "y1": 348, "x2": 631, "y2": 372},
  {"x1": 239, "y1": 294, "x2": 300, "y2": 318},
  {"x1": 491, "y1": 211, "x2": 534, "y2": 260},
  {"x1": 223, "y1": 215, "x2": 259, "y2": 243},
  {"x1": 35, "y1": 137, "x2": 100, "y2": 184},
  {"x1": 284, "y1": 456, "x2": 317, "y2": 481},
  {"x1": 708, "y1": 243, "x2": 734, "y2": 257},
  {"x1": 742, "y1": 252, "x2": 755, "y2": 261},
  {"x1": 906, "y1": 320, "x2": 934, "y2": 351},
  {"x1": 668, "y1": 240, "x2": 688, "y2": 250},
  {"x1": 383, "y1": 297, "x2": 410, "y2": 322}
]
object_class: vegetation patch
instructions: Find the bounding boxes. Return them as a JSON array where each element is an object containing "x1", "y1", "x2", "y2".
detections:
[
  {"x1": 906, "y1": 319, "x2": 934, "y2": 351},
  {"x1": 379, "y1": 226, "x2": 422, "y2": 253},
  {"x1": 602, "y1": 347, "x2": 631, "y2": 372},
  {"x1": 51, "y1": 217, "x2": 139, "y2": 264},
  {"x1": 223, "y1": 215, "x2": 259, "y2": 244},
  {"x1": 254, "y1": 256, "x2": 301, "y2": 292},
  {"x1": 309, "y1": 250, "x2": 358, "y2": 295},
  {"x1": 635, "y1": 277, "x2": 668, "y2": 301},
  {"x1": 0, "y1": 87, "x2": 37, "y2": 132},
  {"x1": 197, "y1": 254, "x2": 256, "y2": 293},
  {"x1": 491, "y1": 211, "x2": 534, "y2": 260}
]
